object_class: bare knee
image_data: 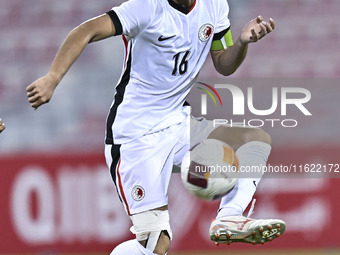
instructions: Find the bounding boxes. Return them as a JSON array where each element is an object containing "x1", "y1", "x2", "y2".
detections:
[
  {"x1": 248, "y1": 128, "x2": 272, "y2": 146},
  {"x1": 138, "y1": 231, "x2": 170, "y2": 255},
  {"x1": 153, "y1": 231, "x2": 171, "y2": 255},
  {"x1": 207, "y1": 126, "x2": 272, "y2": 151}
]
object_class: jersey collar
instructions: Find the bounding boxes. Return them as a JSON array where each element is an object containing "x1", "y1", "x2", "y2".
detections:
[{"x1": 167, "y1": 0, "x2": 196, "y2": 15}]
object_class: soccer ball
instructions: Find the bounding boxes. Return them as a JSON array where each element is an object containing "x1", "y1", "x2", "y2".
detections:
[{"x1": 181, "y1": 139, "x2": 239, "y2": 201}]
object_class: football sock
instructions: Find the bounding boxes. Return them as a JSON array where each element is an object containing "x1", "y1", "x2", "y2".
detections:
[
  {"x1": 216, "y1": 141, "x2": 272, "y2": 218},
  {"x1": 110, "y1": 239, "x2": 157, "y2": 255}
]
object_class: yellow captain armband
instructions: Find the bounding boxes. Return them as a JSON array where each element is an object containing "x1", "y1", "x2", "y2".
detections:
[{"x1": 211, "y1": 29, "x2": 233, "y2": 51}]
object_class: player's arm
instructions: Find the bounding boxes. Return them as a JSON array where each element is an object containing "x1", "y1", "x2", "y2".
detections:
[
  {"x1": 26, "y1": 13, "x2": 116, "y2": 109},
  {"x1": 0, "y1": 118, "x2": 5, "y2": 133},
  {"x1": 211, "y1": 16, "x2": 275, "y2": 76}
]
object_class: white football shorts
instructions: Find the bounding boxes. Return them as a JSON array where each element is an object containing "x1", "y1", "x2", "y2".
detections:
[{"x1": 104, "y1": 106, "x2": 216, "y2": 215}]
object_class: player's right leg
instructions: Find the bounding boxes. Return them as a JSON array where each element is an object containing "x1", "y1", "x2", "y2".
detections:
[
  {"x1": 129, "y1": 206, "x2": 172, "y2": 254},
  {"x1": 105, "y1": 143, "x2": 173, "y2": 254},
  {"x1": 109, "y1": 206, "x2": 171, "y2": 255},
  {"x1": 104, "y1": 119, "x2": 188, "y2": 254}
]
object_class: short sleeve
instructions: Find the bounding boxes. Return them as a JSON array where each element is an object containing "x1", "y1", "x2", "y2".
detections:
[
  {"x1": 213, "y1": 0, "x2": 231, "y2": 38},
  {"x1": 110, "y1": 0, "x2": 155, "y2": 38}
]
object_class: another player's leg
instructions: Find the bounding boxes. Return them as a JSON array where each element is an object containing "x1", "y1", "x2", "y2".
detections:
[{"x1": 207, "y1": 126, "x2": 286, "y2": 245}]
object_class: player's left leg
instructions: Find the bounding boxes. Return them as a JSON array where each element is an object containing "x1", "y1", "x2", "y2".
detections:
[
  {"x1": 208, "y1": 125, "x2": 271, "y2": 216},
  {"x1": 207, "y1": 125, "x2": 286, "y2": 245}
]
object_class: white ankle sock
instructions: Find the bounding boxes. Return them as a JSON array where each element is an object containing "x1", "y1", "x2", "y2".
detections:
[
  {"x1": 110, "y1": 239, "x2": 156, "y2": 255},
  {"x1": 217, "y1": 141, "x2": 272, "y2": 218}
]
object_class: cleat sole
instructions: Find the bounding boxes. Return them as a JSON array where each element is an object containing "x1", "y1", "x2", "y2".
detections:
[{"x1": 210, "y1": 220, "x2": 286, "y2": 245}]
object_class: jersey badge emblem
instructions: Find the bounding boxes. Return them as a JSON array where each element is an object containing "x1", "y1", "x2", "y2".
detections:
[
  {"x1": 131, "y1": 185, "x2": 145, "y2": 201},
  {"x1": 198, "y1": 24, "x2": 214, "y2": 42}
]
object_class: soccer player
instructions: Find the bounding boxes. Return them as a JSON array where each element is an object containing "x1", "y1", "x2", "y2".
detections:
[
  {"x1": 26, "y1": 0, "x2": 285, "y2": 254},
  {"x1": 0, "y1": 119, "x2": 5, "y2": 133}
]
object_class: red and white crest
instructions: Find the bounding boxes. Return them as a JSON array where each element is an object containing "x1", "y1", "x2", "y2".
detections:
[
  {"x1": 198, "y1": 23, "x2": 214, "y2": 42},
  {"x1": 131, "y1": 185, "x2": 145, "y2": 201}
]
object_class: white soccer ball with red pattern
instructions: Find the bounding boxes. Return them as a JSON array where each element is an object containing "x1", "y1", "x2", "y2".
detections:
[{"x1": 181, "y1": 139, "x2": 239, "y2": 201}]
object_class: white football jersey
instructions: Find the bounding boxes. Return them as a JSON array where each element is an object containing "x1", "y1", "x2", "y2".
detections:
[{"x1": 106, "y1": 0, "x2": 231, "y2": 144}]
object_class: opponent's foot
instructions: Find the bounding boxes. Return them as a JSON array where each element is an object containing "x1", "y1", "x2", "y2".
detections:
[{"x1": 209, "y1": 215, "x2": 286, "y2": 245}]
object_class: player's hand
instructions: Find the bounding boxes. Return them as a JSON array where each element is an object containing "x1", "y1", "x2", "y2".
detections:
[
  {"x1": 240, "y1": 16, "x2": 275, "y2": 44},
  {"x1": 26, "y1": 74, "x2": 58, "y2": 110},
  {"x1": 0, "y1": 119, "x2": 5, "y2": 133}
]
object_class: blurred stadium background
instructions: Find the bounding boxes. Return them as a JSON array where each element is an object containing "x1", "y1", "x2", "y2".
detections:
[{"x1": 1, "y1": 0, "x2": 340, "y2": 254}]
